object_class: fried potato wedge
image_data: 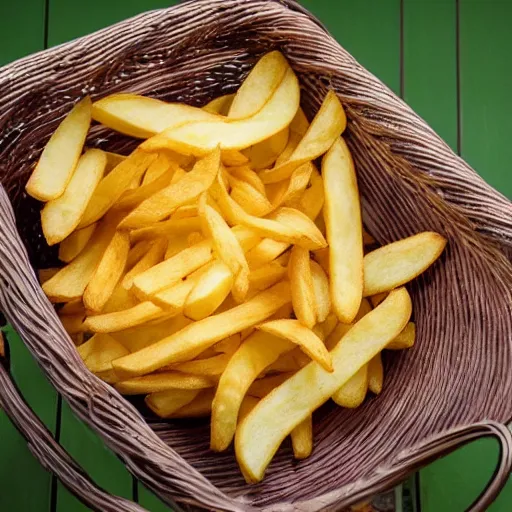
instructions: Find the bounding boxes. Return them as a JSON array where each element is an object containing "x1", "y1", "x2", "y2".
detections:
[
  {"x1": 92, "y1": 93, "x2": 222, "y2": 138},
  {"x1": 58, "y1": 223, "x2": 97, "y2": 263},
  {"x1": 120, "y1": 148, "x2": 221, "y2": 229},
  {"x1": 78, "y1": 150, "x2": 157, "y2": 228},
  {"x1": 83, "y1": 230, "x2": 130, "y2": 312},
  {"x1": 26, "y1": 97, "x2": 92, "y2": 201},
  {"x1": 112, "y1": 282, "x2": 291, "y2": 378},
  {"x1": 42, "y1": 149, "x2": 106, "y2": 245},
  {"x1": 141, "y1": 68, "x2": 299, "y2": 155},
  {"x1": 332, "y1": 364, "x2": 368, "y2": 408},
  {"x1": 289, "y1": 246, "x2": 316, "y2": 328},
  {"x1": 310, "y1": 260, "x2": 331, "y2": 323},
  {"x1": 122, "y1": 238, "x2": 167, "y2": 290},
  {"x1": 235, "y1": 287, "x2": 412, "y2": 482},
  {"x1": 259, "y1": 91, "x2": 346, "y2": 184},
  {"x1": 211, "y1": 331, "x2": 294, "y2": 451},
  {"x1": 145, "y1": 389, "x2": 201, "y2": 418},
  {"x1": 363, "y1": 232, "x2": 447, "y2": 296},
  {"x1": 77, "y1": 333, "x2": 129, "y2": 373},
  {"x1": 291, "y1": 416, "x2": 313, "y2": 460},
  {"x1": 368, "y1": 353, "x2": 384, "y2": 394},
  {"x1": 387, "y1": 321, "x2": 416, "y2": 350},
  {"x1": 228, "y1": 51, "x2": 289, "y2": 119},
  {"x1": 203, "y1": 94, "x2": 234, "y2": 115},
  {"x1": 184, "y1": 260, "x2": 234, "y2": 320},
  {"x1": 323, "y1": 138, "x2": 363, "y2": 323},
  {"x1": 115, "y1": 372, "x2": 213, "y2": 395},
  {"x1": 257, "y1": 320, "x2": 332, "y2": 372}
]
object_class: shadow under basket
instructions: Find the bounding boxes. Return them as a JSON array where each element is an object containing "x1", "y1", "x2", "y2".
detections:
[{"x1": 0, "y1": 1, "x2": 512, "y2": 511}]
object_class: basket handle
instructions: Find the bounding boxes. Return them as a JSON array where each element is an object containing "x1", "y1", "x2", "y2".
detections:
[{"x1": 0, "y1": 332, "x2": 148, "y2": 512}]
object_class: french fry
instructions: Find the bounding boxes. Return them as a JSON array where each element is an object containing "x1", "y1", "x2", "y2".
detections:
[
  {"x1": 211, "y1": 330, "x2": 294, "y2": 451},
  {"x1": 59, "y1": 299, "x2": 84, "y2": 316},
  {"x1": 238, "y1": 396, "x2": 260, "y2": 423},
  {"x1": 235, "y1": 288, "x2": 411, "y2": 482},
  {"x1": 77, "y1": 333, "x2": 129, "y2": 373},
  {"x1": 112, "y1": 315, "x2": 192, "y2": 353},
  {"x1": 78, "y1": 150, "x2": 157, "y2": 228},
  {"x1": 324, "y1": 323, "x2": 353, "y2": 352},
  {"x1": 213, "y1": 334, "x2": 241, "y2": 354},
  {"x1": 247, "y1": 373, "x2": 295, "y2": 399},
  {"x1": 119, "y1": 148, "x2": 221, "y2": 229},
  {"x1": 368, "y1": 353, "x2": 384, "y2": 394},
  {"x1": 172, "y1": 205, "x2": 199, "y2": 220},
  {"x1": 187, "y1": 231, "x2": 205, "y2": 247},
  {"x1": 310, "y1": 260, "x2": 330, "y2": 323},
  {"x1": 221, "y1": 150, "x2": 249, "y2": 167},
  {"x1": 387, "y1": 322, "x2": 415, "y2": 350},
  {"x1": 355, "y1": 298, "x2": 373, "y2": 322},
  {"x1": 257, "y1": 320, "x2": 332, "y2": 372},
  {"x1": 59, "y1": 314, "x2": 85, "y2": 335},
  {"x1": 26, "y1": 97, "x2": 92, "y2": 201},
  {"x1": 140, "y1": 68, "x2": 299, "y2": 156},
  {"x1": 243, "y1": 128, "x2": 289, "y2": 170},
  {"x1": 169, "y1": 389, "x2": 216, "y2": 418},
  {"x1": 130, "y1": 217, "x2": 202, "y2": 244},
  {"x1": 228, "y1": 166, "x2": 266, "y2": 195},
  {"x1": 247, "y1": 262, "x2": 287, "y2": 298},
  {"x1": 92, "y1": 93, "x2": 222, "y2": 138},
  {"x1": 259, "y1": 91, "x2": 346, "y2": 184},
  {"x1": 171, "y1": 353, "x2": 232, "y2": 377},
  {"x1": 332, "y1": 365, "x2": 368, "y2": 408},
  {"x1": 41, "y1": 149, "x2": 106, "y2": 245},
  {"x1": 101, "y1": 280, "x2": 138, "y2": 314},
  {"x1": 289, "y1": 245, "x2": 316, "y2": 328},
  {"x1": 122, "y1": 238, "x2": 167, "y2": 290},
  {"x1": 115, "y1": 372, "x2": 213, "y2": 395},
  {"x1": 323, "y1": 138, "x2": 363, "y2": 324},
  {"x1": 184, "y1": 261, "x2": 234, "y2": 320},
  {"x1": 112, "y1": 281, "x2": 291, "y2": 378},
  {"x1": 291, "y1": 416, "x2": 313, "y2": 459},
  {"x1": 126, "y1": 240, "x2": 151, "y2": 269},
  {"x1": 83, "y1": 301, "x2": 166, "y2": 333},
  {"x1": 38, "y1": 268, "x2": 61, "y2": 284},
  {"x1": 145, "y1": 389, "x2": 201, "y2": 418},
  {"x1": 297, "y1": 166, "x2": 324, "y2": 221},
  {"x1": 363, "y1": 232, "x2": 447, "y2": 296},
  {"x1": 58, "y1": 224, "x2": 96, "y2": 263},
  {"x1": 203, "y1": 94, "x2": 234, "y2": 115},
  {"x1": 266, "y1": 162, "x2": 313, "y2": 209},
  {"x1": 370, "y1": 292, "x2": 388, "y2": 308},
  {"x1": 275, "y1": 108, "x2": 310, "y2": 166},
  {"x1": 246, "y1": 238, "x2": 289, "y2": 269},
  {"x1": 230, "y1": 178, "x2": 273, "y2": 217},
  {"x1": 228, "y1": 51, "x2": 289, "y2": 119},
  {"x1": 83, "y1": 230, "x2": 130, "y2": 312},
  {"x1": 104, "y1": 151, "x2": 126, "y2": 173},
  {"x1": 316, "y1": 312, "x2": 338, "y2": 341}
]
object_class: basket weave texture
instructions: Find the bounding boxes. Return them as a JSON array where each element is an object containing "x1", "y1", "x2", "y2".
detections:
[{"x1": 0, "y1": 1, "x2": 511, "y2": 511}]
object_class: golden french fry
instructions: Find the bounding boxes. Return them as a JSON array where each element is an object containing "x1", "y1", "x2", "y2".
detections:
[
  {"x1": 92, "y1": 93, "x2": 222, "y2": 138},
  {"x1": 275, "y1": 108, "x2": 310, "y2": 166},
  {"x1": 363, "y1": 232, "x2": 447, "y2": 296},
  {"x1": 230, "y1": 178, "x2": 273, "y2": 217},
  {"x1": 203, "y1": 94, "x2": 234, "y2": 115},
  {"x1": 316, "y1": 312, "x2": 338, "y2": 341},
  {"x1": 169, "y1": 389, "x2": 216, "y2": 418},
  {"x1": 266, "y1": 162, "x2": 313, "y2": 209},
  {"x1": 145, "y1": 389, "x2": 201, "y2": 418},
  {"x1": 291, "y1": 415, "x2": 313, "y2": 460},
  {"x1": 259, "y1": 91, "x2": 346, "y2": 184},
  {"x1": 58, "y1": 224, "x2": 97, "y2": 263},
  {"x1": 297, "y1": 166, "x2": 324, "y2": 221},
  {"x1": 235, "y1": 288, "x2": 412, "y2": 483},
  {"x1": 104, "y1": 151, "x2": 126, "y2": 173},
  {"x1": 237, "y1": 396, "x2": 260, "y2": 423},
  {"x1": 228, "y1": 166, "x2": 266, "y2": 195},
  {"x1": 172, "y1": 205, "x2": 199, "y2": 221},
  {"x1": 257, "y1": 319, "x2": 332, "y2": 372},
  {"x1": 42, "y1": 216, "x2": 118, "y2": 302},
  {"x1": 312, "y1": 247, "x2": 329, "y2": 275},
  {"x1": 122, "y1": 239, "x2": 167, "y2": 290},
  {"x1": 112, "y1": 315, "x2": 192, "y2": 353},
  {"x1": 78, "y1": 150, "x2": 157, "y2": 228},
  {"x1": 83, "y1": 230, "x2": 130, "y2": 312},
  {"x1": 140, "y1": 68, "x2": 299, "y2": 156},
  {"x1": 228, "y1": 51, "x2": 289, "y2": 119},
  {"x1": 115, "y1": 372, "x2": 213, "y2": 395},
  {"x1": 112, "y1": 281, "x2": 291, "y2": 378},
  {"x1": 130, "y1": 217, "x2": 202, "y2": 244},
  {"x1": 324, "y1": 323, "x2": 353, "y2": 352},
  {"x1": 26, "y1": 97, "x2": 92, "y2": 201},
  {"x1": 83, "y1": 301, "x2": 166, "y2": 333},
  {"x1": 38, "y1": 268, "x2": 61, "y2": 285},
  {"x1": 59, "y1": 314, "x2": 85, "y2": 335},
  {"x1": 221, "y1": 150, "x2": 249, "y2": 167},
  {"x1": 310, "y1": 260, "x2": 330, "y2": 323},
  {"x1": 41, "y1": 149, "x2": 106, "y2": 245},
  {"x1": 247, "y1": 373, "x2": 294, "y2": 398},
  {"x1": 171, "y1": 353, "x2": 232, "y2": 377},
  {"x1": 101, "y1": 281, "x2": 138, "y2": 314},
  {"x1": 323, "y1": 138, "x2": 363, "y2": 323},
  {"x1": 211, "y1": 330, "x2": 294, "y2": 451},
  {"x1": 370, "y1": 292, "x2": 388, "y2": 308},
  {"x1": 59, "y1": 299, "x2": 84, "y2": 316},
  {"x1": 186, "y1": 231, "x2": 205, "y2": 247},
  {"x1": 355, "y1": 298, "x2": 373, "y2": 322},
  {"x1": 126, "y1": 240, "x2": 151, "y2": 269},
  {"x1": 246, "y1": 238, "x2": 289, "y2": 269},
  {"x1": 368, "y1": 353, "x2": 384, "y2": 394},
  {"x1": 119, "y1": 148, "x2": 221, "y2": 229},
  {"x1": 289, "y1": 245, "x2": 316, "y2": 328},
  {"x1": 213, "y1": 334, "x2": 241, "y2": 354},
  {"x1": 243, "y1": 128, "x2": 289, "y2": 170},
  {"x1": 387, "y1": 322, "x2": 416, "y2": 350},
  {"x1": 247, "y1": 262, "x2": 287, "y2": 298},
  {"x1": 332, "y1": 364, "x2": 368, "y2": 408},
  {"x1": 184, "y1": 260, "x2": 234, "y2": 320},
  {"x1": 77, "y1": 333, "x2": 129, "y2": 373}
]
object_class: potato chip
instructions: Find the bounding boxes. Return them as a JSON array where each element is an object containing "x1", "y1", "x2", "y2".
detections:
[
  {"x1": 58, "y1": 223, "x2": 97, "y2": 263},
  {"x1": 26, "y1": 97, "x2": 92, "y2": 201}
]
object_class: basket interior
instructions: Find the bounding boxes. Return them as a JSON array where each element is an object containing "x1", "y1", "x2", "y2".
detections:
[{"x1": 0, "y1": 1, "x2": 511, "y2": 508}]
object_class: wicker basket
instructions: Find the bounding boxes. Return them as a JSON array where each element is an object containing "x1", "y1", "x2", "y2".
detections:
[{"x1": 0, "y1": 1, "x2": 511, "y2": 510}]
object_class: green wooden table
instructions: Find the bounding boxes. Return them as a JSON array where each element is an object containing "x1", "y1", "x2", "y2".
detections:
[{"x1": 0, "y1": 1, "x2": 510, "y2": 510}]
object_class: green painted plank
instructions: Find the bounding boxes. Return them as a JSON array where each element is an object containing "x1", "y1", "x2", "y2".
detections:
[
  {"x1": 403, "y1": 0, "x2": 457, "y2": 151},
  {"x1": 0, "y1": 326, "x2": 57, "y2": 512},
  {"x1": 0, "y1": 0, "x2": 46, "y2": 67},
  {"x1": 301, "y1": 0, "x2": 401, "y2": 95},
  {"x1": 459, "y1": 0, "x2": 512, "y2": 199}
]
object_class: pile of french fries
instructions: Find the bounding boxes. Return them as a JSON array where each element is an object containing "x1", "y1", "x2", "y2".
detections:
[{"x1": 28, "y1": 51, "x2": 447, "y2": 482}]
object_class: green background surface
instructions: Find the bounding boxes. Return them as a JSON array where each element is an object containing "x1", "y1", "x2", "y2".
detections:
[{"x1": 0, "y1": 0, "x2": 510, "y2": 511}]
